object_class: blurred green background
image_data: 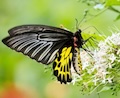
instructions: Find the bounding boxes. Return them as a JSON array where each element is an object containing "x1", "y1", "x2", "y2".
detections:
[{"x1": 0, "y1": 0, "x2": 120, "y2": 98}]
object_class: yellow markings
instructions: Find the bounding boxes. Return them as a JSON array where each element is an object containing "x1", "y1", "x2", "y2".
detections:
[
  {"x1": 54, "y1": 46, "x2": 72, "y2": 76},
  {"x1": 62, "y1": 47, "x2": 67, "y2": 52},
  {"x1": 60, "y1": 47, "x2": 72, "y2": 58},
  {"x1": 53, "y1": 46, "x2": 84, "y2": 83},
  {"x1": 76, "y1": 48, "x2": 82, "y2": 73},
  {"x1": 65, "y1": 47, "x2": 72, "y2": 58}
]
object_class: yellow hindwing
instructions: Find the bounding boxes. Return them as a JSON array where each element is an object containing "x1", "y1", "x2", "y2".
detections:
[{"x1": 53, "y1": 46, "x2": 73, "y2": 84}]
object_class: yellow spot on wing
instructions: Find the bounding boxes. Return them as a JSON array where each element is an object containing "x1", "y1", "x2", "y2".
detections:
[
  {"x1": 65, "y1": 47, "x2": 72, "y2": 58},
  {"x1": 62, "y1": 47, "x2": 67, "y2": 52}
]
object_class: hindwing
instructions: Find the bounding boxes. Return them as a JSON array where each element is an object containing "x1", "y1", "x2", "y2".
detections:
[{"x1": 53, "y1": 43, "x2": 73, "y2": 84}]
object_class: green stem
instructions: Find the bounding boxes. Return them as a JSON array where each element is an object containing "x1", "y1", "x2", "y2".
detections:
[{"x1": 108, "y1": 6, "x2": 120, "y2": 14}]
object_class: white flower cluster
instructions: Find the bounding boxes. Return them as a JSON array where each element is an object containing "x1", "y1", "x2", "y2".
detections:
[
  {"x1": 93, "y1": 32, "x2": 120, "y2": 83},
  {"x1": 72, "y1": 31, "x2": 120, "y2": 94}
]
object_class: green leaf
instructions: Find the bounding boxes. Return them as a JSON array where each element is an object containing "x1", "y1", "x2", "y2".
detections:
[
  {"x1": 97, "y1": 86, "x2": 111, "y2": 93},
  {"x1": 115, "y1": 14, "x2": 120, "y2": 21},
  {"x1": 105, "y1": 0, "x2": 120, "y2": 6},
  {"x1": 82, "y1": 32, "x2": 105, "y2": 48}
]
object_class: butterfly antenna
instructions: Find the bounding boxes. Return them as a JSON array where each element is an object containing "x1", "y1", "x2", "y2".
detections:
[
  {"x1": 75, "y1": 9, "x2": 89, "y2": 30},
  {"x1": 79, "y1": 9, "x2": 89, "y2": 26},
  {"x1": 75, "y1": 18, "x2": 79, "y2": 30}
]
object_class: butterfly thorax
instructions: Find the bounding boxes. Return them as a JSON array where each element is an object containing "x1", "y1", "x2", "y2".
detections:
[{"x1": 73, "y1": 29, "x2": 84, "y2": 48}]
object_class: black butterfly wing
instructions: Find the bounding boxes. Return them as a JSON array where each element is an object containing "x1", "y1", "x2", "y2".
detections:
[
  {"x1": 2, "y1": 25, "x2": 73, "y2": 65},
  {"x1": 8, "y1": 25, "x2": 72, "y2": 36}
]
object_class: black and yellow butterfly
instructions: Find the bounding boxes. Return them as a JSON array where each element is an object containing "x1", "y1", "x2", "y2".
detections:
[{"x1": 2, "y1": 25, "x2": 85, "y2": 84}]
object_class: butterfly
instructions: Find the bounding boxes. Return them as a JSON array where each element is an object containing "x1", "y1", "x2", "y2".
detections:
[{"x1": 2, "y1": 25, "x2": 86, "y2": 84}]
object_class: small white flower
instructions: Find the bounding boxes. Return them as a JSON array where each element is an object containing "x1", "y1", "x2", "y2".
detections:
[
  {"x1": 93, "y1": 77, "x2": 99, "y2": 86},
  {"x1": 72, "y1": 72, "x2": 81, "y2": 85},
  {"x1": 108, "y1": 33, "x2": 120, "y2": 45},
  {"x1": 107, "y1": 77, "x2": 113, "y2": 83},
  {"x1": 94, "y1": 4, "x2": 104, "y2": 10},
  {"x1": 80, "y1": 51, "x2": 91, "y2": 70},
  {"x1": 72, "y1": 77, "x2": 77, "y2": 85},
  {"x1": 117, "y1": 49, "x2": 120, "y2": 55},
  {"x1": 108, "y1": 53, "x2": 116, "y2": 63},
  {"x1": 102, "y1": 78, "x2": 106, "y2": 84}
]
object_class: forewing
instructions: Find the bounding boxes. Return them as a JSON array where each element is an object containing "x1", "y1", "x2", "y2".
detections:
[
  {"x1": 2, "y1": 25, "x2": 73, "y2": 65},
  {"x1": 53, "y1": 43, "x2": 73, "y2": 84},
  {"x1": 8, "y1": 25, "x2": 73, "y2": 36}
]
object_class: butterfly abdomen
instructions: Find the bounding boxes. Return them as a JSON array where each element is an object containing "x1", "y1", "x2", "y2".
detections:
[{"x1": 73, "y1": 48, "x2": 82, "y2": 75}]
